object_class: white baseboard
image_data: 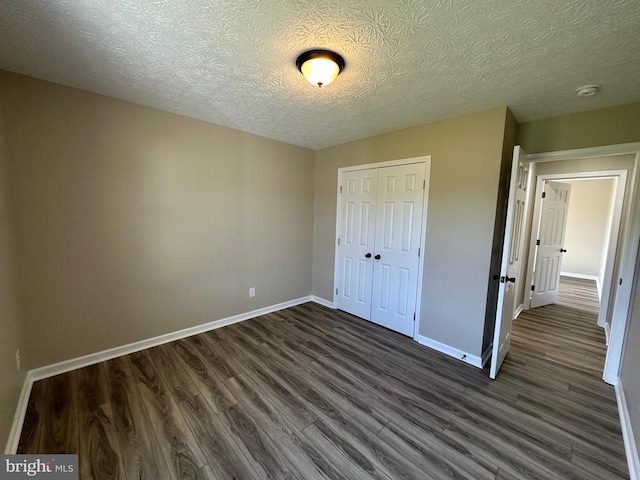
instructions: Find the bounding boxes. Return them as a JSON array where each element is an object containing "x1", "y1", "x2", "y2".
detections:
[
  {"x1": 28, "y1": 296, "x2": 313, "y2": 382},
  {"x1": 514, "y1": 304, "x2": 524, "y2": 319},
  {"x1": 311, "y1": 296, "x2": 336, "y2": 309},
  {"x1": 615, "y1": 381, "x2": 640, "y2": 480},
  {"x1": 5, "y1": 295, "x2": 317, "y2": 453},
  {"x1": 4, "y1": 374, "x2": 34, "y2": 454},
  {"x1": 560, "y1": 272, "x2": 598, "y2": 281},
  {"x1": 416, "y1": 335, "x2": 483, "y2": 368}
]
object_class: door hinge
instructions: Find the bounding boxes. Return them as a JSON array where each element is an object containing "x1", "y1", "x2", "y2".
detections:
[
  {"x1": 337, "y1": 238, "x2": 341, "y2": 245},
  {"x1": 542, "y1": 191, "x2": 546, "y2": 199},
  {"x1": 536, "y1": 239, "x2": 540, "y2": 246},
  {"x1": 418, "y1": 247, "x2": 421, "y2": 257},
  {"x1": 336, "y1": 288, "x2": 338, "y2": 295},
  {"x1": 340, "y1": 186, "x2": 343, "y2": 194},
  {"x1": 619, "y1": 278, "x2": 623, "y2": 286},
  {"x1": 531, "y1": 285, "x2": 535, "y2": 292},
  {"x1": 413, "y1": 313, "x2": 416, "y2": 321},
  {"x1": 423, "y1": 180, "x2": 425, "y2": 190}
]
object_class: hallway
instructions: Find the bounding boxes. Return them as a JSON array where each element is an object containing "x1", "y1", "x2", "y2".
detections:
[{"x1": 504, "y1": 275, "x2": 628, "y2": 477}]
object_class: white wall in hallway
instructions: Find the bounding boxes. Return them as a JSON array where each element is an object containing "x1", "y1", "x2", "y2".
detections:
[{"x1": 562, "y1": 178, "x2": 616, "y2": 291}]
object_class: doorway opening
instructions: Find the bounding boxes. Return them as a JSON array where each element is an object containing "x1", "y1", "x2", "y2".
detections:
[
  {"x1": 490, "y1": 143, "x2": 640, "y2": 384},
  {"x1": 522, "y1": 153, "x2": 638, "y2": 385},
  {"x1": 524, "y1": 171, "x2": 627, "y2": 341}
]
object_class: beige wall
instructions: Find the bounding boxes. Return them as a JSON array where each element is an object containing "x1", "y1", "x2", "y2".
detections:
[
  {"x1": 0, "y1": 70, "x2": 315, "y2": 368},
  {"x1": 562, "y1": 178, "x2": 615, "y2": 280},
  {"x1": 518, "y1": 102, "x2": 640, "y2": 154},
  {"x1": 313, "y1": 107, "x2": 509, "y2": 357},
  {"x1": 0, "y1": 102, "x2": 26, "y2": 449}
]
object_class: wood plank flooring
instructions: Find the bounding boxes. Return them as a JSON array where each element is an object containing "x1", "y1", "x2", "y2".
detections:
[
  {"x1": 18, "y1": 279, "x2": 629, "y2": 479},
  {"x1": 557, "y1": 275, "x2": 600, "y2": 314}
]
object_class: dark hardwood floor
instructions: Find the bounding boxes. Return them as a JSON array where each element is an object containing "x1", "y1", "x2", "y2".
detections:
[{"x1": 18, "y1": 279, "x2": 629, "y2": 479}]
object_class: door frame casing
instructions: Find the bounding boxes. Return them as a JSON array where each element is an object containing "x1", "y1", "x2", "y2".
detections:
[
  {"x1": 604, "y1": 153, "x2": 640, "y2": 384},
  {"x1": 523, "y1": 143, "x2": 640, "y2": 385},
  {"x1": 333, "y1": 156, "x2": 431, "y2": 340},
  {"x1": 524, "y1": 170, "x2": 628, "y2": 330}
]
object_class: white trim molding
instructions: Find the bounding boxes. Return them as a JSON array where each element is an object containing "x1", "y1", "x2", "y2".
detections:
[
  {"x1": 4, "y1": 375, "x2": 34, "y2": 454},
  {"x1": 616, "y1": 381, "x2": 640, "y2": 480},
  {"x1": 604, "y1": 153, "x2": 640, "y2": 384},
  {"x1": 514, "y1": 304, "x2": 524, "y2": 319},
  {"x1": 416, "y1": 335, "x2": 484, "y2": 368},
  {"x1": 311, "y1": 296, "x2": 336, "y2": 309},
  {"x1": 5, "y1": 295, "x2": 317, "y2": 453},
  {"x1": 528, "y1": 142, "x2": 640, "y2": 162}
]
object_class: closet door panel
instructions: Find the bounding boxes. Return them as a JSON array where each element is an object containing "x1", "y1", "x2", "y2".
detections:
[
  {"x1": 336, "y1": 169, "x2": 378, "y2": 320},
  {"x1": 371, "y1": 164, "x2": 425, "y2": 336}
]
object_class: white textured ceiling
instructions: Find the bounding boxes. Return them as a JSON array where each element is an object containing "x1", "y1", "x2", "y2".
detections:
[{"x1": 1, "y1": 1, "x2": 639, "y2": 149}]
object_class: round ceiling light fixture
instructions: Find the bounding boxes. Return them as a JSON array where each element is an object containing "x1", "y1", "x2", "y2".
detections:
[
  {"x1": 296, "y1": 49, "x2": 345, "y2": 88},
  {"x1": 576, "y1": 84, "x2": 601, "y2": 97}
]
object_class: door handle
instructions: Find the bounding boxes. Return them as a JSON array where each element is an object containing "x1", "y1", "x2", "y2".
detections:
[
  {"x1": 374, "y1": 254, "x2": 381, "y2": 260},
  {"x1": 560, "y1": 249, "x2": 567, "y2": 253},
  {"x1": 365, "y1": 253, "x2": 372, "y2": 258},
  {"x1": 501, "y1": 276, "x2": 516, "y2": 283}
]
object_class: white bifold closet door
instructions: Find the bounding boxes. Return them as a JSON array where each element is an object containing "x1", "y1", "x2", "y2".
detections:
[{"x1": 337, "y1": 163, "x2": 426, "y2": 337}]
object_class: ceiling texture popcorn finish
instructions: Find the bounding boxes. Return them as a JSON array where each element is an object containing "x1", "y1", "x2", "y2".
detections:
[{"x1": 0, "y1": 1, "x2": 639, "y2": 149}]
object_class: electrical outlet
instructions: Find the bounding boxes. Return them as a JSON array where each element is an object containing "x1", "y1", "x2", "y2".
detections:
[
  {"x1": 249, "y1": 287, "x2": 255, "y2": 298},
  {"x1": 16, "y1": 350, "x2": 20, "y2": 371}
]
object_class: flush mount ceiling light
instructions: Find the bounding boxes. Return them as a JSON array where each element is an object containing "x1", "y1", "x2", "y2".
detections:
[
  {"x1": 576, "y1": 84, "x2": 601, "y2": 97},
  {"x1": 296, "y1": 49, "x2": 345, "y2": 88}
]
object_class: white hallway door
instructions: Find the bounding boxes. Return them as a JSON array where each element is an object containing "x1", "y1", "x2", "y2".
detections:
[
  {"x1": 490, "y1": 146, "x2": 530, "y2": 379},
  {"x1": 530, "y1": 181, "x2": 571, "y2": 308},
  {"x1": 337, "y1": 163, "x2": 426, "y2": 336}
]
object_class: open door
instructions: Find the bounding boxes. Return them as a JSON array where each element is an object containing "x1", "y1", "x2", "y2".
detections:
[
  {"x1": 530, "y1": 181, "x2": 571, "y2": 308},
  {"x1": 490, "y1": 146, "x2": 529, "y2": 379}
]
